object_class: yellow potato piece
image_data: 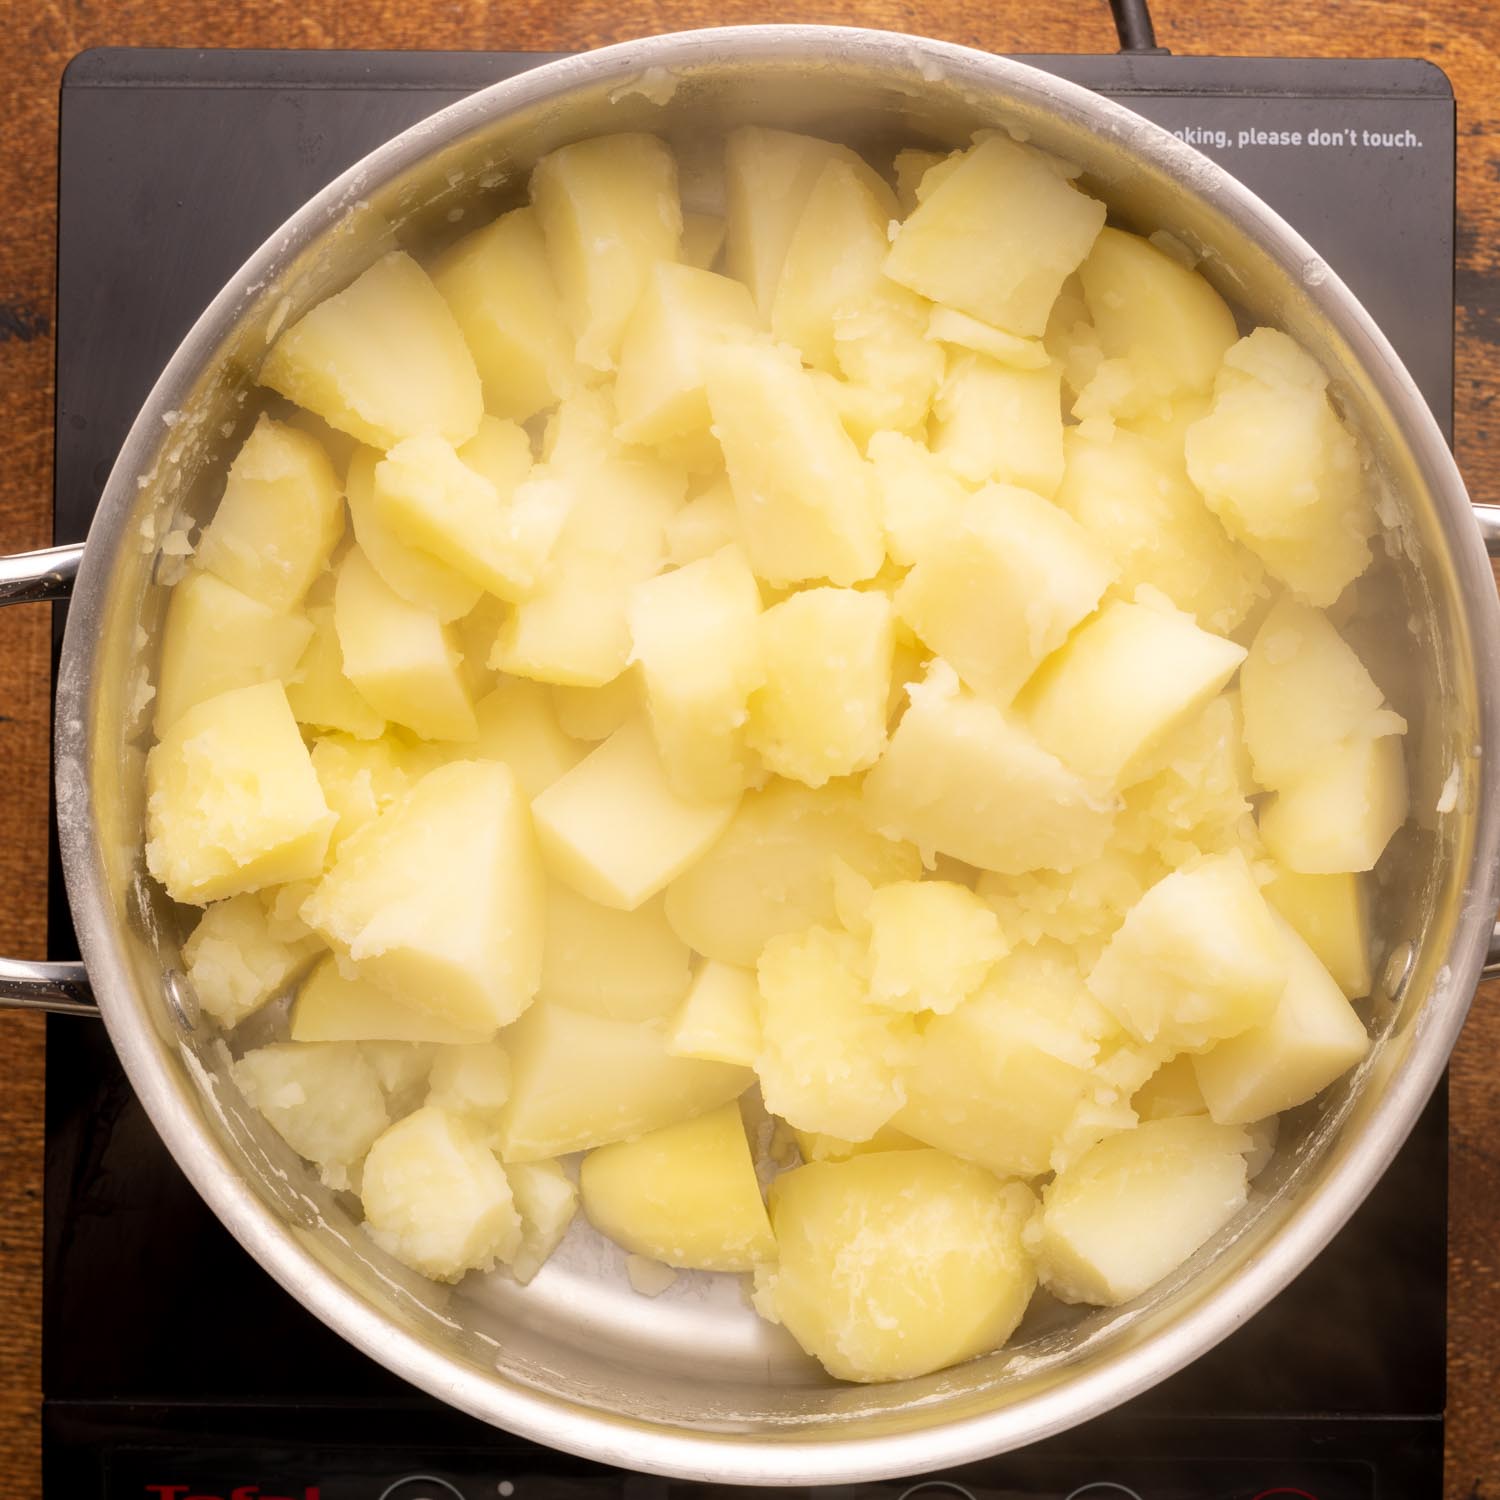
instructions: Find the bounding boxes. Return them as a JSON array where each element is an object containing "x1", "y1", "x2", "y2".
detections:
[
  {"x1": 431, "y1": 206, "x2": 581, "y2": 422},
  {"x1": 666, "y1": 960, "x2": 762, "y2": 1068},
  {"x1": 864, "y1": 661, "x2": 1116, "y2": 876},
  {"x1": 895, "y1": 484, "x2": 1113, "y2": 707},
  {"x1": 507, "y1": 1159, "x2": 579, "y2": 1284},
  {"x1": 552, "y1": 672, "x2": 641, "y2": 743},
  {"x1": 704, "y1": 340, "x2": 885, "y2": 588},
  {"x1": 747, "y1": 587, "x2": 894, "y2": 788},
  {"x1": 531, "y1": 718, "x2": 741, "y2": 911},
  {"x1": 1193, "y1": 914, "x2": 1369, "y2": 1124},
  {"x1": 333, "y1": 547, "x2": 476, "y2": 743},
  {"x1": 766, "y1": 1149, "x2": 1038, "y2": 1382},
  {"x1": 531, "y1": 133, "x2": 682, "y2": 372},
  {"x1": 309, "y1": 733, "x2": 410, "y2": 854},
  {"x1": 183, "y1": 892, "x2": 322, "y2": 1028},
  {"x1": 629, "y1": 545, "x2": 763, "y2": 800},
  {"x1": 495, "y1": 999, "x2": 753, "y2": 1161},
  {"x1": 261, "y1": 251, "x2": 483, "y2": 450},
  {"x1": 884, "y1": 134, "x2": 1105, "y2": 336},
  {"x1": 865, "y1": 879, "x2": 1007, "y2": 1015},
  {"x1": 756, "y1": 925, "x2": 915, "y2": 1142},
  {"x1": 1240, "y1": 594, "x2": 1397, "y2": 790},
  {"x1": 932, "y1": 352, "x2": 1066, "y2": 497},
  {"x1": 664, "y1": 779, "x2": 921, "y2": 967},
  {"x1": 1086, "y1": 850, "x2": 1287, "y2": 1053},
  {"x1": 361, "y1": 1104, "x2": 521, "y2": 1282},
  {"x1": 580, "y1": 1102, "x2": 774, "y2": 1272},
  {"x1": 1131, "y1": 1053, "x2": 1209, "y2": 1122},
  {"x1": 146, "y1": 680, "x2": 335, "y2": 905},
  {"x1": 1019, "y1": 594, "x2": 1247, "y2": 788},
  {"x1": 290, "y1": 954, "x2": 489, "y2": 1045},
  {"x1": 300, "y1": 759, "x2": 544, "y2": 1034},
  {"x1": 614, "y1": 261, "x2": 758, "y2": 446},
  {"x1": 866, "y1": 430, "x2": 972, "y2": 568},
  {"x1": 154, "y1": 569, "x2": 312, "y2": 735},
  {"x1": 1258, "y1": 733, "x2": 1408, "y2": 874},
  {"x1": 195, "y1": 415, "x2": 344, "y2": 613},
  {"x1": 1263, "y1": 865, "x2": 1372, "y2": 998},
  {"x1": 286, "y1": 604, "x2": 385, "y2": 740},
  {"x1": 541, "y1": 885, "x2": 691, "y2": 1021},
  {"x1": 1034, "y1": 1115, "x2": 1249, "y2": 1306}
]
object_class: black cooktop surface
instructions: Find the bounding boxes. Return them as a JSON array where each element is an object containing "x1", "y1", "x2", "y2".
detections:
[{"x1": 45, "y1": 46, "x2": 1455, "y2": 1500}]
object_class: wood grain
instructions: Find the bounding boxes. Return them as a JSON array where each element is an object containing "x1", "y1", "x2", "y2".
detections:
[{"x1": 1, "y1": 2, "x2": 1497, "y2": 1494}]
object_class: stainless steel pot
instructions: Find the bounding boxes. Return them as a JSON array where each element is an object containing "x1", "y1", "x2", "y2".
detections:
[{"x1": 5, "y1": 25, "x2": 1500, "y2": 1485}]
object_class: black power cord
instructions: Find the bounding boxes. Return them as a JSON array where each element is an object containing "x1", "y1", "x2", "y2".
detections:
[{"x1": 1109, "y1": 0, "x2": 1170, "y2": 54}]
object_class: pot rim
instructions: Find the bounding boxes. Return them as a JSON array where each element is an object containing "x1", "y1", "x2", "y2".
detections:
[{"x1": 52, "y1": 24, "x2": 1500, "y2": 1484}]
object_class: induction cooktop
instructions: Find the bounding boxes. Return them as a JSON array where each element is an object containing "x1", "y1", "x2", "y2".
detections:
[{"x1": 44, "y1": 44, "x2": 1455, "y2": 1500}]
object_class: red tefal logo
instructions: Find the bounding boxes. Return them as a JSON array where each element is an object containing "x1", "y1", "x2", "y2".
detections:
[{"x1": 144, "y1": 1487, "x2": 321, "y2": 1500}]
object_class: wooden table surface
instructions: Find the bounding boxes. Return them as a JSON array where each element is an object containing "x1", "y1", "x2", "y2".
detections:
[{"x1": 2, "y1": 0, "x2": 1497, "y2": 1493}]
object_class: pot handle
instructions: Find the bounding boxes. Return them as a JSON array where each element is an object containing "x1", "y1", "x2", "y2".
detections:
[{"x1": 0, "y1": 542, "x2": 97, "y2": 1016}]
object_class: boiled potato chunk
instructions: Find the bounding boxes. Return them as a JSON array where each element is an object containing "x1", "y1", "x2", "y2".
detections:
[
  {"x1": 895, "y1": 484, "x2": 1112, "y2": 706},
  {"x1": 1193, "y1": 915, "x2": 1369, "y2": 1124},
  {"x1": 926, "y1": 305, "x2": 1051, "y2": 370},
  {"x1": 932, "y1": 354, "x2": 1066, "y2": 497},
  {"x1": 290, "y1": 955, "x2": 488, "y2": 1044},
  {"x1": 431, "y1": 206, "x2": 581, "y2": 422},
  {"x1": 864, "y1": 661, "x2": 1116, "y2": 875},
  {"x1": 1078, "y1": 227, "x2": 1238, "y2": 399},
  {"x1": 333, "y1": 547, "x2": 476, "y2": 743},
  {"x1": 1086, "y1": 851, "x2": 1287, "y2": 1053},
  {"x1": 771, "y1": 157, "x2": 890, "y2": 373},
  {"x1": 552, "y1": 673, "x2": 640, "y2": 743},
  {"x1": 756, "y1": 926, "x2": 915, "y2": 1141},
  {"x1": 507, "y1": 1159, "x2": 579, "y2": 1284},
  {"x1": 865, "y1": 880, "x2": 1007, "y2": 1015},
  {"x1": 724, "y1": 125, "x2": 898, "y2": 314},
  {"x1": 1263, "y1": 866, "x2": 1372, "y2": 998},
  {"x1": 361, "y1": 1104, "x2": 521, "y2": 1281},
  {"x1": 491, "y1": 442, "x2": 681, "y2": 688},
  {"x1": 361, "y1": 1040, "x2": 438, "y2": 1100},
  {"x1": 747, "y1": 587, "x2": 893, "y2": 787},
  {"x1": 145, "y1": 680, "x2": 335, "y2": 904},
  {"x1": 1258, "y1": 731, "x2": 1408, "y2": 873},
  {"x1": 541, "y1": 885, "x2": 691, "y2": 1021},
  {"x1": 614, "y1": 262, "x2": 758, "y2": 446},
  {"x1": 261, "y1": 251, "x2": 483, "y2": 450},
  {"x1": 664, "y1": 779, "x2": 921, "y2": 965},
  {"x1": 495, "y1": 1000, "x2": 753, "y2": 1161},
  {"x1": 1185, "y1": 328, "x2": 1375, "y2": 606},
  {"x1": 300, "y1": 759, "x2": 544, "y2": 1033},
  {"x1": 665, "y1": 477, "x2": 741, "y2": 566},
  {"x1": 344, "y1": 448, "x2": 481, "y2": 623},
  {"x1": 1020, "y1": 595, "x2": 1247, "y2": 787},
  {"x1": 532, "y1": 718, "x2": 741, "y2": 911},
  {"x1": 183, "y1": 892, "x2": 322, "y2": 1028},
  {"x1": 426, "y1": 1040, "x2": 513, "y2": 1140},
  {"x1": 374, "y1": 429, "x2": 565, "y2": 602},
  {"x1": 531, "y1": 133, "x2": 682, "y2": 372},
  {"x1": 155, "y1": 569, "x2": 312, "y2": 734},
  {"x1": 196, "y1": 415, "x2": 344, "y2": 613},
  {"x1": 580, "y1": 1102, "x2": 774, "y2": 1271},
  {"x1": 286, "y1": 605, "x2": 385, "y2": 740},
  {"x1": 666, "y1": 960, "x2": 762, "y2": 1068},
  {"x1": 461, "y1": 679, "x2": 585, "y2": 799},
  {"x1": 1053, "y1": 425, "x2": 1265, "y2": 635},
  {"x1": 884, "y1": 135, "x2": 1105, "y2": 336},
  {"x1": 1034, "y1": 1115, "x2": 1249, "y2": 1306},
  {"x1": 704, "y1": 341, "x2": 885, "y2": 587},
  {"x1": 1132, "y1": 1053, "x2": 1209, "y2": 1121},
  {"x1": 309, "y1": 734, "x2": 410, "y2": 853},
  {"x1": 1240, "y1": 595, "x2": 1395, "y2": 789},
  {"x1": 232, "y1": 1041, "x2": 389, "y2": 1178},
  {"x1": 629, "y1": 545, "x2": 763, "y2": 800},
  {"x1": 896, "y1": 953, "x2": 1096, "y2": 1177},
  {"x1": 766, "y1": 1150, "x2": 1038, "y2": 1382},
  {"x1": 866, "y1": 430, "x2": 971, "y2": 568}
]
